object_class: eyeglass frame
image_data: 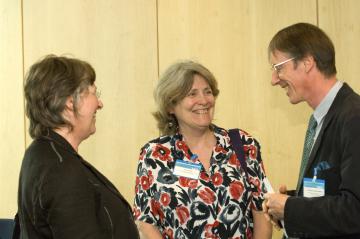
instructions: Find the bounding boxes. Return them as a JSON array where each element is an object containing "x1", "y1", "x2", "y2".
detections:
[
  {"x1": 88, "y1": 87, "x2": 101, "y2": 98},
  {"x1": 94, "y1": 89, "x2": 101, "y2": 98},
  {"x1": 271, "y1": 57, "x2": 295, "y2": 74}
]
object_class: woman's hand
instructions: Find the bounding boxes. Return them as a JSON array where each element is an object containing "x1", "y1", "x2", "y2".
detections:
[
  {"x1": 136, "y1": 221, "x2": 162, "y2": 239},
  {"x1": 252, "y1": 209, "x2": 273, "y2": 239}
]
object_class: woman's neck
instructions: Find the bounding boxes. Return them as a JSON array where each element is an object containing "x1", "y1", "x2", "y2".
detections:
[
  {"x1": 53, "y1": 127, "x2": 80, "y2": 152},
  {"x1": 181, "y1": 127, "x2": 216, "y2": 153},
  {"x1": 181, "y1": 127, "x2": 216, "y2": 172}
]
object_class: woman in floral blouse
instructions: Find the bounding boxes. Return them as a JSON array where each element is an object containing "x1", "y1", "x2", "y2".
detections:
[{"x1": 134, "y1": 61, "x2": 272, "y2": 239}]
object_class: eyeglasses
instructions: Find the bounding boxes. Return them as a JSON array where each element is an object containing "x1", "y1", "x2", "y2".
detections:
[
  {"x1": 95, "y1": 89, "x2": 101, "y2": 98},
  {"x1": 90, "y1": 88, "x2": 101, "y2": 98},
  {"x1": 271, "y1": 57, "x2": 295, "y2": 74}
]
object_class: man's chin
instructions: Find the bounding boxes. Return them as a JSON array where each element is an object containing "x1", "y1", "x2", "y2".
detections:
[{"x1": 288, "y1": 97, "x2": 302, "y2": 105}]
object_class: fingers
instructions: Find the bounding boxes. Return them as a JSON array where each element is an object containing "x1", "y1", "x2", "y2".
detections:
[
  {"x1": 278, "y1": 185, "x2": 287, "y2": 194},
  {"x1": 263, "y1": 211, "x2": 272, "y2": 222},
  {"x1": 262, "y1": 200, "x2": 268, "y2": 212}
]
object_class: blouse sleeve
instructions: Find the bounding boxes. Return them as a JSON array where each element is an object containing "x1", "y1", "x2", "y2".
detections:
[
  {"x1": 133, "y1": 143, "x2": 161, "y2": 227},
  {"x1": 241, "y1": 131, "x2": 268, "y2": 211}
]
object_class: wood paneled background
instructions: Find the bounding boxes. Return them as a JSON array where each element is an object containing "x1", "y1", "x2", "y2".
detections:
[{"x1": 1, "y1": 1, "x2": 359, "y2": 238}]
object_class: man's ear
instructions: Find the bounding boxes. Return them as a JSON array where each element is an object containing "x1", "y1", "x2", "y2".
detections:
[{"x1": 303, "y1": 55, "x2": 315, "y2": 73}]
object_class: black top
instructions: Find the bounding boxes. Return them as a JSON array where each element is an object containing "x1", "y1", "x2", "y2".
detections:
[{"x1": 17, "y1": 130, "x2": 139, "y2": 239}]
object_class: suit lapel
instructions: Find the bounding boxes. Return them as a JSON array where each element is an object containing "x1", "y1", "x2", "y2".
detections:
[{"x1": 296, "y1": 83, "x2": 352, "y2": 194}]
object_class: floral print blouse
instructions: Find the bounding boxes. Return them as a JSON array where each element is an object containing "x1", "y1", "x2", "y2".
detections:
[{"x1": 133, "y1": 125, "x2": 268, "y2": 239}]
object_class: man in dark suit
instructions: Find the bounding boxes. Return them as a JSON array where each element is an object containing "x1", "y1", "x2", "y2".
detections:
[{"x1": 263, "y1": 22, "x2": 360, "y2": 238}]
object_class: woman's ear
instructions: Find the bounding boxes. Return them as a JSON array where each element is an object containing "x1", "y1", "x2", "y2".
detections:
[
  {"x1": 65, "y1": 96, "x2": 74, "y2": 112},
  {"x1": 63, "y1": 96, "x2": 75, "y2": 121}
]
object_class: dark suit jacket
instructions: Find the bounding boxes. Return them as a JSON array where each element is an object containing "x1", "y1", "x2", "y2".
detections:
[
  {"x1": 284, "y1": 83, "x2": 360, "y2": 239},
  {"x1": 17, "y1": 130, "x2": 139, "y2": 239}
]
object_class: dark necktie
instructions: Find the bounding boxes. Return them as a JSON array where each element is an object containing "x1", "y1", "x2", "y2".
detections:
[{"x1": 297, "y1": 115, "x2": 318, "y2": 191}]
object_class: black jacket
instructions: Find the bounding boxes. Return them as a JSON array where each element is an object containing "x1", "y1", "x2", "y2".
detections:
[
  {"x1": 285, "y1": 84, "x2": 360, "y2": 238},
  {"x1": 17, "y1": 130, "x2": 139, "y2": 239}
]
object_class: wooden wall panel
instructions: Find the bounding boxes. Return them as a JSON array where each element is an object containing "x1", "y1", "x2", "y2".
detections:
[
  {"x1": 22, "y1": 0, "x2": 158, "y2": 203},
  {"x1": 0, "y1": 0, "x2": 24, "y2": 217},
  {"x1": 319, "y1": 0, "x2": 360, "y2": 92}
]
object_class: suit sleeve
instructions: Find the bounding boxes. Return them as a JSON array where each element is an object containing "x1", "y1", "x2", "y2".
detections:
[{"x1": 284, "y1": 113, "x2": 360, "y2": 238}]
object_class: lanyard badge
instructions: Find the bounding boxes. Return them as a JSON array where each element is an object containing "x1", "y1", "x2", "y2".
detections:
[
  {"x1": 173, "y1": 159, "x2": 201, "y2": 179},
  {"x1": 303, "y1": 167, "x2": 325, "y2": 197}
]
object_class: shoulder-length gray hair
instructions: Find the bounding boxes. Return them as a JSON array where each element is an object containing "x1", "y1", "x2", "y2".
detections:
[{"x1": 153, "y1": 60, "x2": 219, "y2": 136}]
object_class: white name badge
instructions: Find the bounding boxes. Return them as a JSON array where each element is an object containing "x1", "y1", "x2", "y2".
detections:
[
  {"x1": 173, "y1": 160, "x2": 201, "y2": 179},
  {"x1": 303, "y1": 178, "x2": 325, "y2": 197}
]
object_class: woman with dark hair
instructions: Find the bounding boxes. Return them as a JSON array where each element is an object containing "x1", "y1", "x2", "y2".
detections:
[
  {"x1": 16, "y1": 55, "x2": 139, "y2": 239},
  {"x1": 134, "y1": 60, "x2": 272, "y2": 239}
]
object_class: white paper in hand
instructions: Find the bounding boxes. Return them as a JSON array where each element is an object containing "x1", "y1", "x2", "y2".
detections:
[{"x1": 263, "y1": 177, "x2": 288, "y2": 238}]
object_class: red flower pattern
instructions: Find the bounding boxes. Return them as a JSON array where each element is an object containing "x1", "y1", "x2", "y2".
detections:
[
  {"x1": 228, "y1": 153, "x2": 240, "y2": 166},
  {"x1": 160, "y1": 192, "x2": 171, "y2": 207},
  {"x1": 250, "y1": 177, "x2": 261, "y2": 196},
  {"x1": 244, "y1": 144, "x2": 257, "y2": 159},
  {"x1": 140, "y1": 170, "x2": 154, "y2": 191},
  {"x1": 139, "y1": 148, "x2": 146, "y2": 161},
  {"x1": 229, "y1": 181, "x2": 245, "y2": 200},
  {"x1": 198, "y1": 187, "x2": 216, "y2": 204},
  {"x1": 162, "y1": 228, "x2": 174, "y2": 239},
  {"x1": 215, "y1": 145, "x2": 227, "y2": 154},
  {"x1": 200, "y1": 171, "x2": 210, "y2": 181},
  {"x1": 150, "y1": 199, "x2": 165, "y2": 221},
  {"x1": 204, "y1": 220, "x2": 220, "y2": 238},
  {"x1": 179, "y1": 176, "x2": 198, "y2": 189},
  {"x1": 211, "y1": 172, "x2": 223, "y2": 186},
  {"x1": 133, "y1": 208, "x2": 141, "y2": 219},
  {"x1": 176, "y1": 206, "x2": 190, "y2": 224},
  {"x1": 176, "y1": 140, "x2": 191, "y2": 159},
  {"x1": 135, "y1": 176, "x2": 140, "y2": 193},
  {"x1": 152, "y1": 144, "x2": 172, "y2": 161}
]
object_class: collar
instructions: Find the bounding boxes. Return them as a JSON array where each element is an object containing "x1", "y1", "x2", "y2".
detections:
[
  {"x1": 313, "y1": 80, "x2": 343, "y2": 125},
  {"x1": 172, "y1": 125, "x2": 230, "y2": 162},
  {"x1": 39, "y1": 130, "x2": 79, "y2": 156}
]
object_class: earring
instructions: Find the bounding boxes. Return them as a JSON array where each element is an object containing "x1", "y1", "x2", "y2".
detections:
[{"x1": 168, "y1": 121, "x2": 174, "y2": 128}]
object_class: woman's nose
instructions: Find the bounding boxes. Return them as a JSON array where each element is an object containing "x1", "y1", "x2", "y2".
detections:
[
  {"x1": 197, "y1": 94, "x2": 209, "y2": 104},
  {"x1": 98, "y1": 99, "x2": 104, "y2": 109}
]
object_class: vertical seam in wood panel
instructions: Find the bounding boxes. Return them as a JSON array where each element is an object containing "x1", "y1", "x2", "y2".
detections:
[
  {"x1": 316, "y1": 0, "x2": 319, "y2": 26},
  {"x1": 156, "y1": 0, "x2": 160, "y2": 78},
  {"x1": 21, "y1": 0, "x2": 27, "y2": 149},
  {"x1": 156, "y1": 0, "x2": 161, "y2": 137}
]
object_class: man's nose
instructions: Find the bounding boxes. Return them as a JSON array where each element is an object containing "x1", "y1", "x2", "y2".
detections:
[{"x1": 271, "y1": 71, "x2": 280, "y2": 86}]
